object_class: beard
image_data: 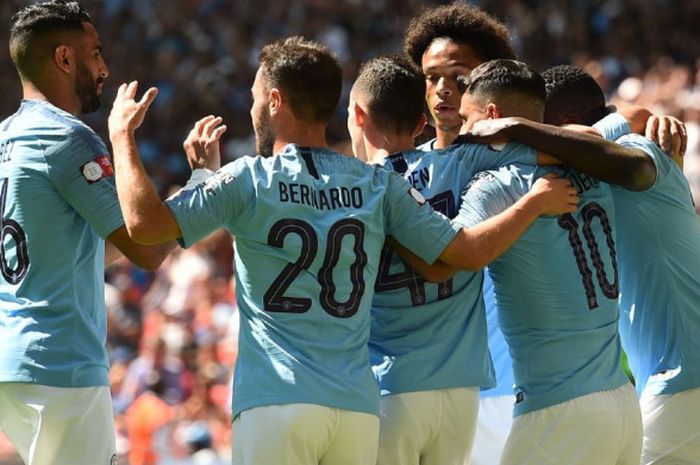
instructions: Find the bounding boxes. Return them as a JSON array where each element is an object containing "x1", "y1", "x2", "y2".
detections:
[
  {"x1": 254, "y1": 108, "x2": 275, "y2": 157},
  {"x1": 75, "y1": 60, "x2": 102, "y2": 114}
]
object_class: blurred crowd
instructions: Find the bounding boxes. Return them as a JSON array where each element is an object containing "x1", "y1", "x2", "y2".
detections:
[{"x1": 1, "y1": 0, "x2": 699, "y2": 463}]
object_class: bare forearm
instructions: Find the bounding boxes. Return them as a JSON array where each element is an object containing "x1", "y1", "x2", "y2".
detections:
[
  {"x1": 388, "y1": 236, "x2": 458, "y2": 282},
  {"x1": 508, "y1": 119, "x2": 655, "y2": 190},
  {"x1": 110, "y1": 131, "x2": 179, "y2": 244},
  {"x1": 440, "y1": 193, "x2": 542, "y2": 271}
]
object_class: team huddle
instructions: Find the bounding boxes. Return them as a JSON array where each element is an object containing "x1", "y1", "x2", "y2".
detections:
[{"x1": 0, "y1": 1, "x2": 699, "y2": 465}]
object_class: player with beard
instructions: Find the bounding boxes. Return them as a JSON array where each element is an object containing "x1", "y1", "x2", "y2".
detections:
[
  {"x1": 107, "y1": 37, "x2": 576, "y2": 465},
  {"x1": 0, "y1": 2, "x2": 174, "y2": 465}
]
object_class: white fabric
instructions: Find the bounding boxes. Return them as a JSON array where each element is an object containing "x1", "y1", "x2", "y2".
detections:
[
  {"x1": 469, "y1": 395, "x2": 513, "y2": 465},
  {"x1": 640, "y1": 386, "x2": 700, "y2": 465},
  {"x1": 231, "y1": 403, "x2": 379, "y2": 465},
  {"x1": 500, "y1": 384, "x2": 641, "y2": 465},
  {"x1": 0, "y1": 383, "x2": 116, "y2": 465},
  {"x1": 377, "y1": 387, "x2": 479, "y2": 465}
]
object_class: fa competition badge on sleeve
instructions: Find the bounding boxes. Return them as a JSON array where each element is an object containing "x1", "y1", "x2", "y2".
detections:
[{"x1": 80, "y1": 155, "x2": 114, "y2": 184}]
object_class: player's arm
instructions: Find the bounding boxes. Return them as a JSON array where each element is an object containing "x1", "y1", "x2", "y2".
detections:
[
  {"x1": 388, "y1": 236, "x2": 457, "y2": 282},
  {"x1": 464, "y1": 117, "x2": 656, "y2": 191},
  {"x1": 108, "y1": 82, "x2": 224, "y2": 246},
  {"x1": 437, "y1": 173, "x2": 578, "y2": 270},
  {"x1": 616, "y1": 104, "x2": 687, "y2": 164}
]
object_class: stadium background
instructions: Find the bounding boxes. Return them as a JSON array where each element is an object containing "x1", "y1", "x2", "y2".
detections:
[{"x1": 0, "y1": 0, "x2": 699, "y2": 463}]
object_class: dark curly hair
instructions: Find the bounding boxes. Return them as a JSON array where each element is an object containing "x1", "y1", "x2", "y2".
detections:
[
  {"x1": 403, "y1": 1, "x2": 515, "y2": 68},
  {"x1": 10, "y1": 1, "x2": 92, "y2": 80},
  {"x1": 259, "y1": 36, "x2": 342, "y2": 124},
  {"x1": 351, "y1": 55, "x2": 425, "y2": 135},
  {"x1": 542, "y1": 65, "x2": 609, "y2": 126}
]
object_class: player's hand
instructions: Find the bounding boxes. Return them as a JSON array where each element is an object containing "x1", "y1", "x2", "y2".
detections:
[
  {"x1": 645, "y1": 114, "x2": 687, "y2": 160},
  {"x1": 462, "y1": 117, "x2": 524, "y2": 144},
  {"x1": 108, "y1": 81, "x2": 158, "y2": 137},
  {"x1": 183, "y1": 115, "x2": 227, "y2": 170},
  {"x1": 526, "y1": 173, "x2": 579, "y2": 216}
]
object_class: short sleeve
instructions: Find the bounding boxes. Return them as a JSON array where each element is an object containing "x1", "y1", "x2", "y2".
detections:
[
  {"x1": 454, "y1": 171, "x2": 520, "y2": 228},
  {"x1": 383, "y1": 172, "x2": 461, "y2": 264},
  {"x1": 165, "y1": 161, "x2": 254, "y2": 248},
  {"x1": 45, "y1": 126, "x2": 124, "y2": 239},
  {"x1": 450, "y1": 140, "x2": 537, "y2": 172},
  {"x1": 616, "y1": 134, "x2": 671, "y2": 188},
  {"x1": 593, "y1": 113, "x2": 631, "y2": 142}
]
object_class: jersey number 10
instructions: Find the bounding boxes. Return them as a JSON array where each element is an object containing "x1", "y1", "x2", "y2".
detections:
[{"x1": 558, "y1": 202, "x2": 619, "y2": 310}]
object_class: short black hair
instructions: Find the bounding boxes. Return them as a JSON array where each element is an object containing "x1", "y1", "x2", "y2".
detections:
[
  {"x1": 10, "y1": 1, "x2": 92, "y2": 81},
  {"x1": 542, "y1": 65, "x2": 609, "y2": 126},
  {"x1": 352, "y1": 55, "x2": 425, "y2": 135},
  {"x1": 458, "y1": 59, "x2": 545, "y2": 104},
  {"x1": 259, "y1": 36, "x2": 342, "y2": 124},
  {"x1": 403, "y1": 1, "x2": 515, "y2": 69}
]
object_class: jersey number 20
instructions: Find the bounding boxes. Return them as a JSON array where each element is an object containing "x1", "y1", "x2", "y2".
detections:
[{"x1": 263, "y1": 218, "x2": 367, "y2": 318}]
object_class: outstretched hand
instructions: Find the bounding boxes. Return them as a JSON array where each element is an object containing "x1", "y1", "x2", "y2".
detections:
[
  {"x1": 183, "y1": 115, "x2": 227, "y2": 170},
  {"x1": 528, "y1": 173, "x2": 579, "y2": 216},
  {"x1": 108, "y1": 81, "x2": 158, "y2": 138}
]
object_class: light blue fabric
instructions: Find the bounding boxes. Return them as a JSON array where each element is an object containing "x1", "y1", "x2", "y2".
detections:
[
  {"x1": 167, "y1": 144, "x2": 460, "y2": 417},
  {"x1": 0, "y1": 100, "x2": 124, "y2": 387},
  {"x1": 456, "y1": 164, "x2": 629, "y2": 416},
  {"x1": 369, "y1": 141, "x2": 536, "y2": 396}
]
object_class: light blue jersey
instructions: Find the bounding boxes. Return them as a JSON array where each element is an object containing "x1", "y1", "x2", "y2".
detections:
[
  {"x1": 456, "y1": 164, "x2": 629, "y2": 416},
  {"x1": 166, "y1": 144, "x2": 460, "y2": 417},
  {"x1": 0, "y1": 100, "x2": 124, "y2": 387},
  {"x1": 593, "y1": 121, "x2": 700, "y2": 396},
  {"x1": 480, "y1": 273, "x2": 515, "y2": 398},
  {"x1": 369, "y1": 140, "x2": 536, "y2": 395}
]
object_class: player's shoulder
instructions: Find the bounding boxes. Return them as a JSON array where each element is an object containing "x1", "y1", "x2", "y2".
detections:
[
  {"x1": 616, "y1": 132, "x2": 659, "y2": 154},
  {"x1": 465, "y1": 164, "x2": 534, "y2": 196}
]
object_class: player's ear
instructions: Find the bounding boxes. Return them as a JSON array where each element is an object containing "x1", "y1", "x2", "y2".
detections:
[
  {"x1": 269, "y1": 88, "x2": 283, "y2": 117},
  {"x1": 54, "y1": 44, "x2": 74, "y2": 74},
  {"x1": 485, "y1": 103, "x2": 501, "y2": 119},
  {"x1": 412, "y1": 113, "x2": 427, "y2": 138},
  {"x1": 353, "y1": 101, "x2": 367, "y2": 128}
]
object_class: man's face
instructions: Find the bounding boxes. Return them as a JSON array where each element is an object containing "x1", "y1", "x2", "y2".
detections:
[
  {"x1": 421, "y1": 39, "x2": 483, "y2": 132},
  {"x1": 459, "y1": 91, "x2": 488, "y2": 133},
  {"x1": 74, "y1": 22, "x2": 108, "y2": 114},
  {"x1": 251, "y1": 67, "x2": 275, "y2": 157}
]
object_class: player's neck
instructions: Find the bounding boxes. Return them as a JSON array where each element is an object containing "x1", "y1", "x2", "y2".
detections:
[
  {"x1": 434, "y1": 127, "x2": 460, "y2": 149},
  {"x1": 22, "y1": 79, "x2": 80, "y2": 115},
  {"x1": 365, "y1": 134, "x2": 415, "y2": 164},
  {"x1": 273, "y1": 121, "x2": 328, "y2": 155}
]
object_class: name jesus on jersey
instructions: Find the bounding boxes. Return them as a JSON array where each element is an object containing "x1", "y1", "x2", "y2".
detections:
[{"x1": 278, "y1": 181, "x2": 364, "y2": 210}]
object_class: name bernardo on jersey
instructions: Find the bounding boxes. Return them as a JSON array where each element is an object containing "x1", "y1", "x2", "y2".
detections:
[{"x1": 278, "y1": 181, "x2": 363, "y2": 210}]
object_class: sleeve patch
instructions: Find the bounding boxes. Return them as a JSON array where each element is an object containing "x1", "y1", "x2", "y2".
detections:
[{"x1": 80, "y1": 155, "x2": 114, "y2": 184}]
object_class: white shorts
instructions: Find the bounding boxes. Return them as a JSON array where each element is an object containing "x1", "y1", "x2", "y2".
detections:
[
  {"x1": 377, "y1": 387, "x2": 479, "y2": 465},
  {"x1": 640, "y1": 386, "x2": 700, "y2": 465},
  {"x1": 232, "y1": 403, "x2": 379, "y2": 465},
  {"x1": 0, "y1": 383, "x2": 116, "y2": 465},
  {"x1": 500, "y1": 383, "x2": 642, "y2": 465},
  {"x1": 470, "y1": 395, "x2": 513, "y2": 465}
]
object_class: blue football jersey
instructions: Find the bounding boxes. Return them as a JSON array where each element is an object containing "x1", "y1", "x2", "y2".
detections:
[
  {"x1": 0, "y1": 100, "x2": 124, "y2": 387},
  {"x1": 456, "y1": 164, "x2": 629, "y2": 416},
  {"x1": 608, "y1": 134, "x2": 700, "y2": 396},
  {"x1": 480, "y1": 272, "x2": 515, "y2": 398},
  {"x1": 369, "y1": 141, "x2": 536, "y2": 395},
  {"x1": 166, "y1": 144, "x2": 461, "y2": 417}
]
